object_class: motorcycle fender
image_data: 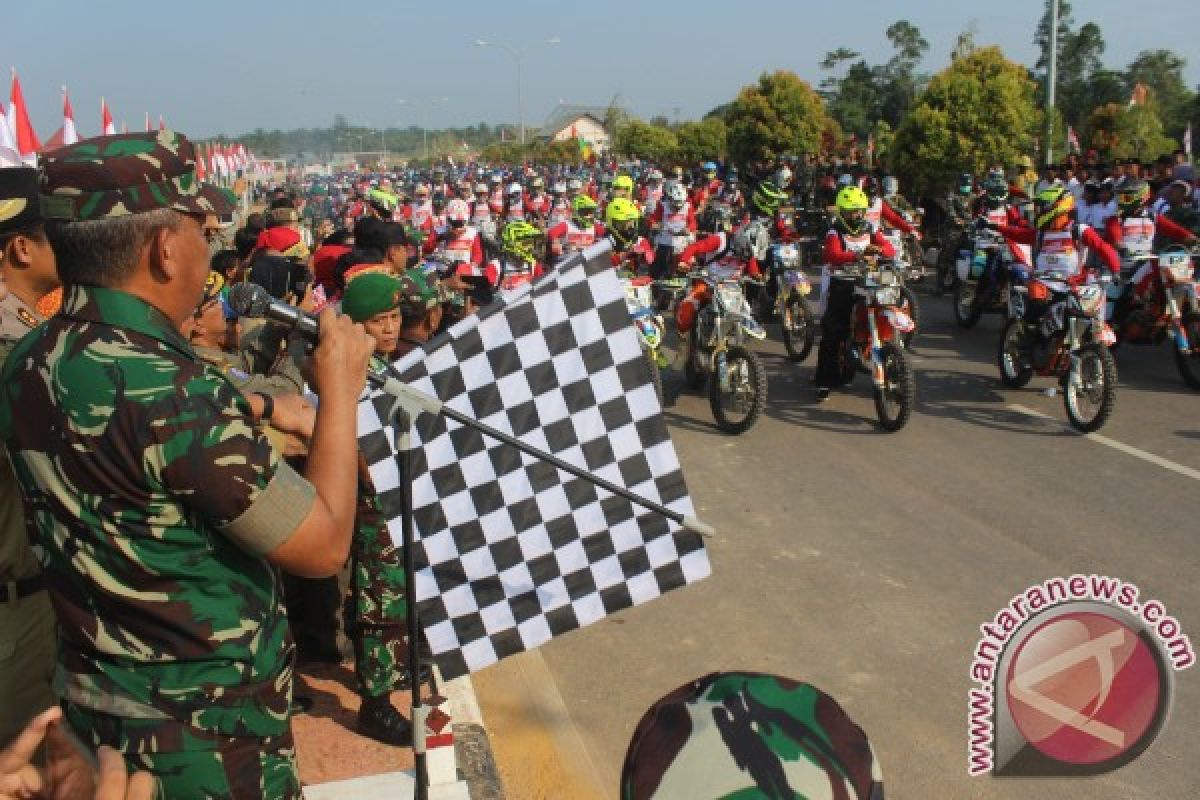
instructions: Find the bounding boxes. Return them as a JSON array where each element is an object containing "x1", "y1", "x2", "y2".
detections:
[
  {"x1": 882, "y1": 308, "x2": 915, "y2": 333},
  {"x1": 956, "y1": 260, "x2": 970, "y2": 283}
]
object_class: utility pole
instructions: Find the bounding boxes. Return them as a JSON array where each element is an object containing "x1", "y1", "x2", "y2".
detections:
[{"x1": 1044, "y1": 0, "x2": 1059, "y2": 166}]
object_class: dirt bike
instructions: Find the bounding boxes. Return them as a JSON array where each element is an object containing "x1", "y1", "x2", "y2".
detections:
[
  {"x1": 827, "y1": 259, "x2": 917, "y2": 432},
  {"x1": 682, "y1": 263, "x2": 769, "y2": 434},
  {"x1": 762, "y1": 241, "x2": 816, "y2": 362},
  {"x1": 998, "y1": 270, "x2": 1118, "y2": 433},
  {"x1": 953, "y1": 227, "x2": 1020, "y2": 329},
  {"x1": 879, "y1": 227, "x2": 922, "y2": 348},
  {"x1": 619, "y1": 272, "x2": 668, "y2": 403},
  {"x1": 1108, "y1": 246, "x2": 1200, "y2": 388}
]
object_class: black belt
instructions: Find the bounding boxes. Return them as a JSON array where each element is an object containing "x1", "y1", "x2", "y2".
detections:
[{"x1": 0, "y1": 575, "x2": 44, "y2": 603}]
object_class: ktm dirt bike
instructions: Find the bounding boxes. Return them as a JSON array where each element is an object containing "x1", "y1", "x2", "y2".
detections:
[
  {"x1": 999, "y1": 270, "x2": 1118, "y2": 433},
  {"x1": 619, "y1": 272, "x2": 668, "y2": 403},
  {"x1": 829, "y1": 259, "x2": 918, "y2": 432},
  {"x1": 763, "y1": 241, "x2": 816, "y2": 362},
  {"x1": 1108, "y1": 246, "x2": 1200, "y2": 388}
]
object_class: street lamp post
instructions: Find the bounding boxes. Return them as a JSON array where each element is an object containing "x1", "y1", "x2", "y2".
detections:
[
  {"x1": 474, "y1": 37, "x2": 560, "y2": 145},
  {"x1": 398, "y1": 98, "x2": 449, "y2": 162}
]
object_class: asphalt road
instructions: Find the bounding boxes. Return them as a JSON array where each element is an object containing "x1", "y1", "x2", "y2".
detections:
[{"x1": 475, "y1": 282, "x2": 1199, "y2": 799}]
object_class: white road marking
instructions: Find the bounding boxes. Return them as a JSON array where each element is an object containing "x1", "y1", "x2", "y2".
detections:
[{"x1": 1008, "y1": 404, "x2": 1200, "y2": 482}]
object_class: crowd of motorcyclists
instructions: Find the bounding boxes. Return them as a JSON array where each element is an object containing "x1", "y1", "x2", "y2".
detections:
[{"x1": 245, "y1": 145, "x2": 1200, "y2": 434}]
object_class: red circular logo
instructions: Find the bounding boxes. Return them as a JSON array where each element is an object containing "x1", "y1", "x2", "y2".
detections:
[{"x1": 1005, "y1": 611, "x2": 1163, "y2": 765}]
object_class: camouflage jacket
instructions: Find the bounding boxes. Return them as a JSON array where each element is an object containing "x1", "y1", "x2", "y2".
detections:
[{"x1": 0, "y1": 285, "x2": 317, "y2": 746}]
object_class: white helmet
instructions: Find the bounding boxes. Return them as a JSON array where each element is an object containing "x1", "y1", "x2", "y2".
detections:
[
  {"x1": 664, "y1": 180, "x2": 687, "y2": 209},
  {"x1": 882, "y1": 176, "x2": 899, "y2": 197},
  {"x1": 551, "y1": 181, "x2": 567, "y2": 194},
  {"x1": 507, "y1": 182, "x2": 523, "y2": 196},
  {"x1": 566, "y1": 178, "x2": 583, "y2": 192},
  {"x1": 731, "y1": 220, "x2": 770, "y2": 262},
  {"x1": 446, "y1": 198, "x2": 470, "y2": 222},
  {"x1": 773, "y1": 167, "x2": 793, "y2": 188},
  {"x1": 474, "y1": 182, "x2": 489, "y2": 194}
]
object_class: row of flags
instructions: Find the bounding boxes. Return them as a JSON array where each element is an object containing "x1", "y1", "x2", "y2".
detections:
[{"x1": 0, "y1": 69, "x2": 262, "y2": 178}]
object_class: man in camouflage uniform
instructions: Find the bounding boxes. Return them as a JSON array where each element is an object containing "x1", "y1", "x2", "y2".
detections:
[
  {"x1": 340, "y1": 272, "x2": 415, "y2": 745},
  {"x1": 621, "y1": 671, "x2": 885, "y2": 800},
  {"x1": 0, "y1": 166, "x2": 59, "y2": 746},
  {"x1": 0, "y1": 131, "x2": 375, "y2": 799}
]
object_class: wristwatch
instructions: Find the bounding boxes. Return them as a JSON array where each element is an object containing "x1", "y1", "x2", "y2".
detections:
[{"x1": 256, "y1": 392, "x2": 275, "y2": 423}]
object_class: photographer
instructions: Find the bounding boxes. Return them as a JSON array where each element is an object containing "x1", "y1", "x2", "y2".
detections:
[{"x1": 0, "y1": 132, "x2": 375, "y2": 799}]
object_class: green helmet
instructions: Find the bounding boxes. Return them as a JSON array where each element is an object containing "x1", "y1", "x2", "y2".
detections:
[
  {"x1": 751, "y1": 180, "x2": 787, "y2": 217},
  {"x1": 501, "y1": 220, "x2": 544, "y2": 264}
]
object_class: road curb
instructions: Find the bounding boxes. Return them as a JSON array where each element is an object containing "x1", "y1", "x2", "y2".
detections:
[{"x1": 440, "y1": 670, "x2": 505, "y2": 799}]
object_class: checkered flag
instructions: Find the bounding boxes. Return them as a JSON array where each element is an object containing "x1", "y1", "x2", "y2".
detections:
[{"x1": 357, "y1": 243, "x2": 710, "y2": 679}]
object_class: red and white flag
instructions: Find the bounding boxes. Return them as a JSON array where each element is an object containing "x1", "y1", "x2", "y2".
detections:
[
  {"x1": 101, "y1": 98, "x2": 117, "y2": 136},
  {"x1": 195, "y1": 140, "x2": 207, "y2": 180},
  {"x1": 9, "y1": 70, "x2": 41, "y2": 165},
  {"x1": 159, "y1": 115, "x2": 166, "y2": 131},
  {"x1": 1066, "y1": 126, "x2": 1081, "y2": 155},
  {"x1": 61, "y1": 86, "x2": 79, "y2": 145},
  {"x1": 1185, "y1": 123, "x2": 1193, "y2": 159},
  {"x1": 0, "y1": 100, "x2": 20, "y2": 167}
]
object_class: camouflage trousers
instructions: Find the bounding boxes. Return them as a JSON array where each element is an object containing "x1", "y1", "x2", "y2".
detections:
[
  {"x1": 350, "y1": 491, "x2": 409, "y2": 698},
  {"x1": 64, "y1": 705, "x2": 299, "y2": 800}
]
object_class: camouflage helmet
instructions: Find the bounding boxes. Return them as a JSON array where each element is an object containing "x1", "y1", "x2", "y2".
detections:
[
  {"x1": 397, "y1": 267, "x2": 441, "y2": 317},
  {"x1": 621, "y1": 672, "x2": 884, "y2": 800},
  {"x1": 39, "y1": 130, "x2": 235, "y2": 221}
]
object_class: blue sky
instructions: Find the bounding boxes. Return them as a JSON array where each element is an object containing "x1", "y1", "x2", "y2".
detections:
[{"x1": 7, "y1": 0, "x2": 1199, "y2": 139}]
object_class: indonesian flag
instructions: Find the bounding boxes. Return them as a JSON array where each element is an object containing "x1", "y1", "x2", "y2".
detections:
[
  {"x1": 61, "y1": 87, "x2": 79, "y2": 145},
  {"x1": 0, "y1": 101, "x2": 20, "y2": 167},
  {"x1": 195, "y1": 140, "x2": 207, "y2": 180},
  {"x1": 101, "y1": 98, "x2": 116, "y2": 136},
  {"x1": 9, "y1": 70, "x2": 41, "y2": 165},
  {"x1": 1067, "y1": 126, "x2": 1081, "y2": 155},
  {"x1": 159, "y1": 115, "x2": 166, "y2": 131}
]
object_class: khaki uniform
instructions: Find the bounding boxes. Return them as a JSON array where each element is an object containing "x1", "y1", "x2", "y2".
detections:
[{"x1": 0, "y1": 291, "x2": 56, "y2": 745}]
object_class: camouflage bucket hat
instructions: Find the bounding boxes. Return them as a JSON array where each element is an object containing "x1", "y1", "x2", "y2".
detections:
[
  {"x1": 39, "y1": 130, "x2": 236, "y2": 221},
  {"x1": 621, "y1": 672, "x2": 884, "y2": 800}
]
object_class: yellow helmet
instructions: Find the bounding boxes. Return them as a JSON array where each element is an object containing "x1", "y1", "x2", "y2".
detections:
[
  {"x1": 605, "y1": 197, "x2": 641, "y2": 225},
  {"x1": 835, "y1": 185, "x2": 870, "y2": 235},
  {"x1": 501, "y1": 221, "x2": 544, "y2": 264},
  {"x1": 612, "y1": 174, "x2": 634, "y2": 192}
]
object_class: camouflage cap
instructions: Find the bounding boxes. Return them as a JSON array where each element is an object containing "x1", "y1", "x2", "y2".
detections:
[
  {"x1": 39, "y1": 130, "x2": 236, "y2": 221},
  {"x1": 621, "y1": 672, "x2": 884, "y2": 800},
  {"x1": 0, "y1": 167, "x2": 42, "y2": 234},
  {"x1": 397, "y1": 268, "x2": 440, "y2": 317}
]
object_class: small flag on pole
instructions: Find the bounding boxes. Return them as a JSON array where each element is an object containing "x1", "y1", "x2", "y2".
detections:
[
  {"x1": 61, "y1": 86, "x2": 79, "y2": 145},
  {"x1": 0, "y1": 100, "x2": 21, "y2": 167},
  {"x1": 9, "y1": 69, "x2": 41, "y2": 165},
  {"x1": 1067, "y1": 126, "x2": 1080, "y2": 155},
  {"x1": 1185, "y1": 123, "x2": 1193, "y2": 160},
  {"x1": 100, "y1": 98, "x2": 116, "y2": 136}
]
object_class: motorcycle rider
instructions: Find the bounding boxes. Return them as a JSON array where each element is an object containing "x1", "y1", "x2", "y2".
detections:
[
  {"x1": 503, "y1": 182, "x2": 526, "y2": 223},
  {"x1": 814, "y1": 186, "x2": 897, "y2": 400},
  {"x1": 640, "y1": 169, "x2": 665, "y2": 215},
  {"x1": 675, "y1": 224, "x2": 769, "y2": 337},
  {"x1": 470, "y1": 182, "x2": 493, "y2": 227},
  {"x1": 486, "y1": 220, "x2": 545, "y2": 291},
  {"x1": 488, "y1": 172, "x2": 506, "y2": 215},
  {"x1": 987, "y1": 185, "x2": 1120, "y2": 284},
  {"x1": 1106, "y1": 179, "x2": 1199, "y2": 313},
  {"x1": 969, "y1": 171, "x2": 1031, "y2": 297},
  {"x1": 606, "y1": 197, "x2": 655, "y2": 271},
  {"x1": 547, "y1": 180, "x2": 572, "y2": 226},
  {"x1": 429, "y1": 166, "x2": 452, "y2": 199},
  {"x1": 719, "y1": 169, "x2": 744, "y2": 212},
  {"x1": 863, "y1": 174, "x2": 915, "y2": 237},
  {"x1": 611, "y1": 174, "x2": 636, "y2": 205},
  {"x1": 546, "y1": 194, "x2": 606, "y2": 259},
  {"x1": 647, "y1": 180, "x2": 698, "y2": 279},
  {"x1": 526, "y1": 176, "x2": 550, "y2": 220},
  {"x1": 439, "y1": 198, "x2": 484, "y2": 273},
  {"x1": 690, "y1": 162, "x2": 723, "y2": 209}
]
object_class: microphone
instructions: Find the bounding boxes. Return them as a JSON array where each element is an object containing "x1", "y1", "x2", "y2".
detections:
[{"x1": 227, "y1": 282, "x2": 320, "y2": 342}]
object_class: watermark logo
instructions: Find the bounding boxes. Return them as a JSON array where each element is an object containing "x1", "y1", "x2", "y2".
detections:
[{"x1": 967, "y1": 576, "x2": 1192, "y2": 777}]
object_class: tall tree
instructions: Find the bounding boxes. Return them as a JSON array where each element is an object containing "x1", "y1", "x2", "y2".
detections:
[
  {"x1": 1056, "y1": 21, "x2": 1107, "y2": 126},
  {"x1": 726, "y1": 70, "x2": 832, "y2": 166},
  {"x1": 1033, "y1": 0, "x2": 1074, "y2": 73},
  {"x1": 893, "y1": 47, "x2": 1038, "y2": 197},
  {"x1": 675, "y1": 118, "x2": 727, "y2": 164},
  {"x1": 1126, "y1": 49, "x2": 1195, "y2": 138},
  {"x1": 880, "y1": 20, "x2": 930, "y2": 126}
]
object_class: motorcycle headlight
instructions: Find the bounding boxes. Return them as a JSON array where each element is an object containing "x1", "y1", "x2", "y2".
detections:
[
  {"x1": 1073, "y1": 285, "x2": 1105, "y2": 316},
  {"x1": 874, "y1": 287, "x2": 899, "y2": 305},
  {"x1": 716, "y1": 285, "x2": 744, "y2": 311}
]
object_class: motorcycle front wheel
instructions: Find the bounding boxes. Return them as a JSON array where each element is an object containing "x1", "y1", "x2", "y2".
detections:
[
  {"x1": 1064, "y1": 342, "x2": 1117, "y2": 433},
  {"x1": 1173, "y1": 311, "x2": 1200, "y2": 389},
  {"x1": 953, "y1": 282, "x2": 982, "y2": 328},
  {"x1": 646, "y1": 349, "x2": 665, "y2": 404},
  {"x1": 684, "y1": 327, "x2": 707, "y2": 390},
  {"x1": 873, "y1": 342, "x2": 915, "y2": 432},
  {"x1": 899, "y1": 286, "x2": 920, "y2": 348},
  {"x1": 997, "y1": 319, "x2": 1034, "y2": 388},
  {"x1": 709, "y1": 345, "x2": 767, "y2": 434},
  {"x1": 935, "y1": 248, "x2": 957, "y2": 295},
  {"x1": 781, "y1": 293, "x2": 816, "y2": 363}
]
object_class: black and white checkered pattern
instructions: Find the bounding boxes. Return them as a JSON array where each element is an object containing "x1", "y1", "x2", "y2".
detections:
[{"x1": 356, "y1": 243, "x2": 710, "y2": 679}]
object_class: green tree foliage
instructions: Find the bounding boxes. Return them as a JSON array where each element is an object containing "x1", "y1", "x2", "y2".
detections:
[
  {"x1": 819, "y1": 21, "x2": 929, "y2": 139},
  {"x1": 1126, "y1": 49, "x2": 1194, "y2": 138},
  {"x1": 892, "y1": 47, "x2": 1038, "y2": 197},
  {"x1": 725, "y1": 70, "x2": 831, "y2": 166},
  {"x1": 675, "y1": 118, "x2": 727, "y2": 164},
  {"x1": 1085, "y1": 102, "x2": 1176, "y2": 161},
  {"x1": 613, "y1": 119, "x2": 679, "y2": 162}
]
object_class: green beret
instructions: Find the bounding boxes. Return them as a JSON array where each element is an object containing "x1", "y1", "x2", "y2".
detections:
[
  {"x1": 342, "y1": 271, "x2": 403, "y2": 322},
  {"x1": 39, "y1": 130, "x2": 236, "y2": 221}
]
